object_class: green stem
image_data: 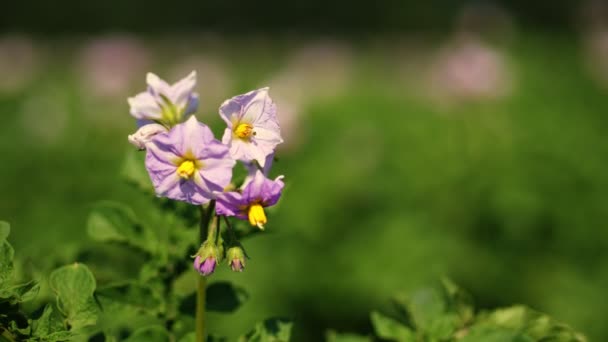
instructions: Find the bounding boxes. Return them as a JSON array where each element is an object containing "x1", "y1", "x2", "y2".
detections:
[
  {"x1": 195, "y1": 275, "x2": 206, "y2": 342},
  {"x1": 195, "y1": 200, "x2": 216, "y2": 342}
]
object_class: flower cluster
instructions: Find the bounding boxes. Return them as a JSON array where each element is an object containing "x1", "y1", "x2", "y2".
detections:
[{"x1": 127, "y1": 72, "x2": 285, "y2": 276}]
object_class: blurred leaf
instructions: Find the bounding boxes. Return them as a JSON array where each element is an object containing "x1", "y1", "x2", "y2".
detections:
[
  {"x1": 0, "y1": 229, "x2": 14, "y2": 288},
  {"x1": 87, "y1": 201, "x2": 154, "y2": 254},
  {"x1": 459, "y1": 327, "x2": 534, "y2": 342},
  {"x1": 441, "y1": 277, "x2": 474, "y2": 324},
  {"x1": 124, "y1": 325, "x2": 170, "y2": 342},
  {"x1": 0, "y1": 221, "x2": 9, "y2": 241},
  {"x1": 178, "y1": 332, "x2": 195, "y2": 342},
  {"x1": 477, "y1": 306, "x2": 587, "y2": 342},
  {"x1": 122, "y1": 149, "x2": 154, "y2": 193},
  {"x1": 325, "y1": 330, "x2": 372, "y2": 342},
  {"x1": 49, "y1": 263, "x2": 98, "y2": 330},
  {"x1": 370, "y1": 311, "x2": 415, "y2": 341},
  {"x1": 240, "y1": 318, "x2": 292, "y2": 342},
  {"x1": 96, "y1": 281, "x2": 163, "y2": 314},
  {"x1": 32, "y1": 305, "x2": 73, "y2": 341},
  {"x1": 394, "y1": 287, "x2": 444, "y2": 330}
]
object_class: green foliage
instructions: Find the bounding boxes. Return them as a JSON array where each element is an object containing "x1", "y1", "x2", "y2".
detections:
[
  {"x1": 239, "y1": 318, "x2": 293, "y2": 342},
  {"x1": 331, "y1": 280, "x2": 587, "y2": 342},
  {"x1": 0, "y1": 225, "x2": 101, "y2": 341},
  {"x1": 326, "y1": 331, "x2": 372, "y2": 342}
]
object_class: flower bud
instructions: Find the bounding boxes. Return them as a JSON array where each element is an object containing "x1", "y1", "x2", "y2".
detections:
[
  {"x1": 127, "y1": 123, "x2": 167, "y2": 150},
  {"x1": 226, "y1": 246, "x2": 246, "y2": 272},
  {"x1": 194, "y1": 255, "x2": 217, "y2": 276},
  {"x1": 192, "y1": 241, "x2": 221, "y2": 276}
]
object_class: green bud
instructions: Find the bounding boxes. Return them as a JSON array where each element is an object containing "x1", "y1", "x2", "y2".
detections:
[{"x1": 226, "y1": 246, "x2": 246, "y2": 272}]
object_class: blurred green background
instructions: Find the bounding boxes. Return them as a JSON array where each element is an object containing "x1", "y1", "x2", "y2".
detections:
[{"x1": 2, "y1": 1, "x2": 608, "y2": 341}]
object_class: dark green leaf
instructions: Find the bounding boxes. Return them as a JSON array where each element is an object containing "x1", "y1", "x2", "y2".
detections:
[
  {"x1": 240, "y1": 318, "x2": 293, "y2": 342},
  {"x1": 49, "y1": 263, "x2": 98, "y2": 330},
  {"x1": 370, "y1": 311, "x2": 415, "y2": 341},
  {"x1": 325, "y1": 331, "x2": 372, "y2": 342}
]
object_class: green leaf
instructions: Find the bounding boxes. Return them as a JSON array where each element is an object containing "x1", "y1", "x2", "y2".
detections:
[
  {"x1": 0, "y1": 228, "x2": 14, "y2": 288},
  {"x1": 87, "y1": 201, "x2": 153, "y2": 254},
  {"x1": 124, "y1": 326, "x2": 171, "y2": 342},
  {"x1": 441, "y1": 277, "x2": 474, "y2": 324},
  {"x1": 240, "y1": 318, "x2": 293, "y2": 342},
  {"x1": 0, "y1": 221, "x2": 9, "y2": 241},
  {"x1": 459, "y1": 326, "x2": 534, "y2": 342},
  {"x1": 394, "y1": 287, "x2": 445, "y2": 331},
  {"x1": 325, "y1": 331, "x2": 372, "y2": 342},
  {"x1": 49, "y1": 263, "x2": 98, "y2": 330},
  {"x1": 479, "y1": 306, "x2": 587, "y2": 342},
  {"x1": 32, "y1": 305, "x2": 72, "y2": 340},
  {"x1": 370, "y1": 311, "x2": 415, "y2": 341},
  {"x1": 1, "y1": 281, "x2": 40, "y2": 304},
  {"x1": 96, "y1": 281, "x2": 163, "y2": 314},
  {"x1": 122, "y1": 149, "x2": 154, "y2": 193}
]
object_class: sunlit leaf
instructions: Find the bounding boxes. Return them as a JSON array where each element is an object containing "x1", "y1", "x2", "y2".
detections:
[
  {"x1": 49, "y1": 263, "x2": 98, "y2": 330},
  {"x1": 32, "y1": 305, "x2": 72, "y2": 341},
  {"x1": 370, "y1": 311, "x2": 415, "y2": 341}
]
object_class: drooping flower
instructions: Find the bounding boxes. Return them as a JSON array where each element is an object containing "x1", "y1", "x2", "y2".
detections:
[
  {"x1": 226, "y1": 246, "x2": 246, "y2": 272},
  {"x1": 194, "y1": 255, "x2": 217, "y2": 276},
  {"x1": 215, "y1": 170, "x2": 284, "y2": 229},
  {"x1": 128, "y1": 71, "x2": 199, "y2": 127},
  {"x1": 128, "y1": 123, "x2": 167, "y2": 150},
  {"x1": 219, "y1": 88, "x2": 283, "y2": 167},
  {"x1": 145, "y1": 116, "x2": 235, "y2": 205}
]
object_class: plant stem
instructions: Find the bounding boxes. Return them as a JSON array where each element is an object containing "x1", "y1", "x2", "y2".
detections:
[
  {"x1": 195, "y1": 275, "x2": 206, "y2": 342},
  {"x1": 196, "y1": 200, "x2": 215, "y2": 342}
]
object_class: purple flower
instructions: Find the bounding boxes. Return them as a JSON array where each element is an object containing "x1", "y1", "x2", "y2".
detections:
[
  {"x1": 145, "y1": 116, "x2": 235, "y2": 205},
  {"x1": 194, "y1": 255, "x2": 217, "y2": 276},
  {"x1": 215, "y1": 170, "x2": 284, "y2": 229},
  {"x1": 219, "y1": 88, "x2": 283, "y2": 168},
  {"x1": 128, "y1": 71, "x2": 199, "y2": 126}
]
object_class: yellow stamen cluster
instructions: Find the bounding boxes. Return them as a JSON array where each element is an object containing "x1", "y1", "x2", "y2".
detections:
[
  {"x1": 177, "y1": 160, "x2": 196, "y2": 179},
  {"x1": 235, "y1": 123, "x2": 254, "y2": 139},
  {"x1": 248, "y1": 204, "x2": 267, "y2": 229}
]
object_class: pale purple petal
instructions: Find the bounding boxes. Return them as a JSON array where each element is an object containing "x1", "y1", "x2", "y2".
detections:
[
  {"x1": 215, "y1": 191, "x2": 247, "y2": 218},
  {"x1": 219, "y1": 88, "x2": 282, "y2": 166},
  {"x1": 169, "y1": 71, "x2": 197, "y2": 110},
  {"x1": 129, "y1": 71, "x2": 198, "y2": 124},
  {"x1": 242, "y1": 170, "x2": 284, "y2": 206},
  {"x1": 145, "y1": 117, "x2": 234, "y2": 205},
  {"x1": 128, "y1": 92, "x2": 162, "y2": 120}
]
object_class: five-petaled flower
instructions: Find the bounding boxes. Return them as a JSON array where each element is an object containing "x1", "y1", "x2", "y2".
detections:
[
  {"x1": 220, "y1": 88, "x2": 283, "y2": 168},
  {"x1": 215, "y1": 169, "x2": 284, "y2": 229},
  {"x1": 145, "y1": 116, "x2": 235, "y2": 205},
  {"x1": 128, "y1": 71, "x2": 199, "y2": 127}
]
